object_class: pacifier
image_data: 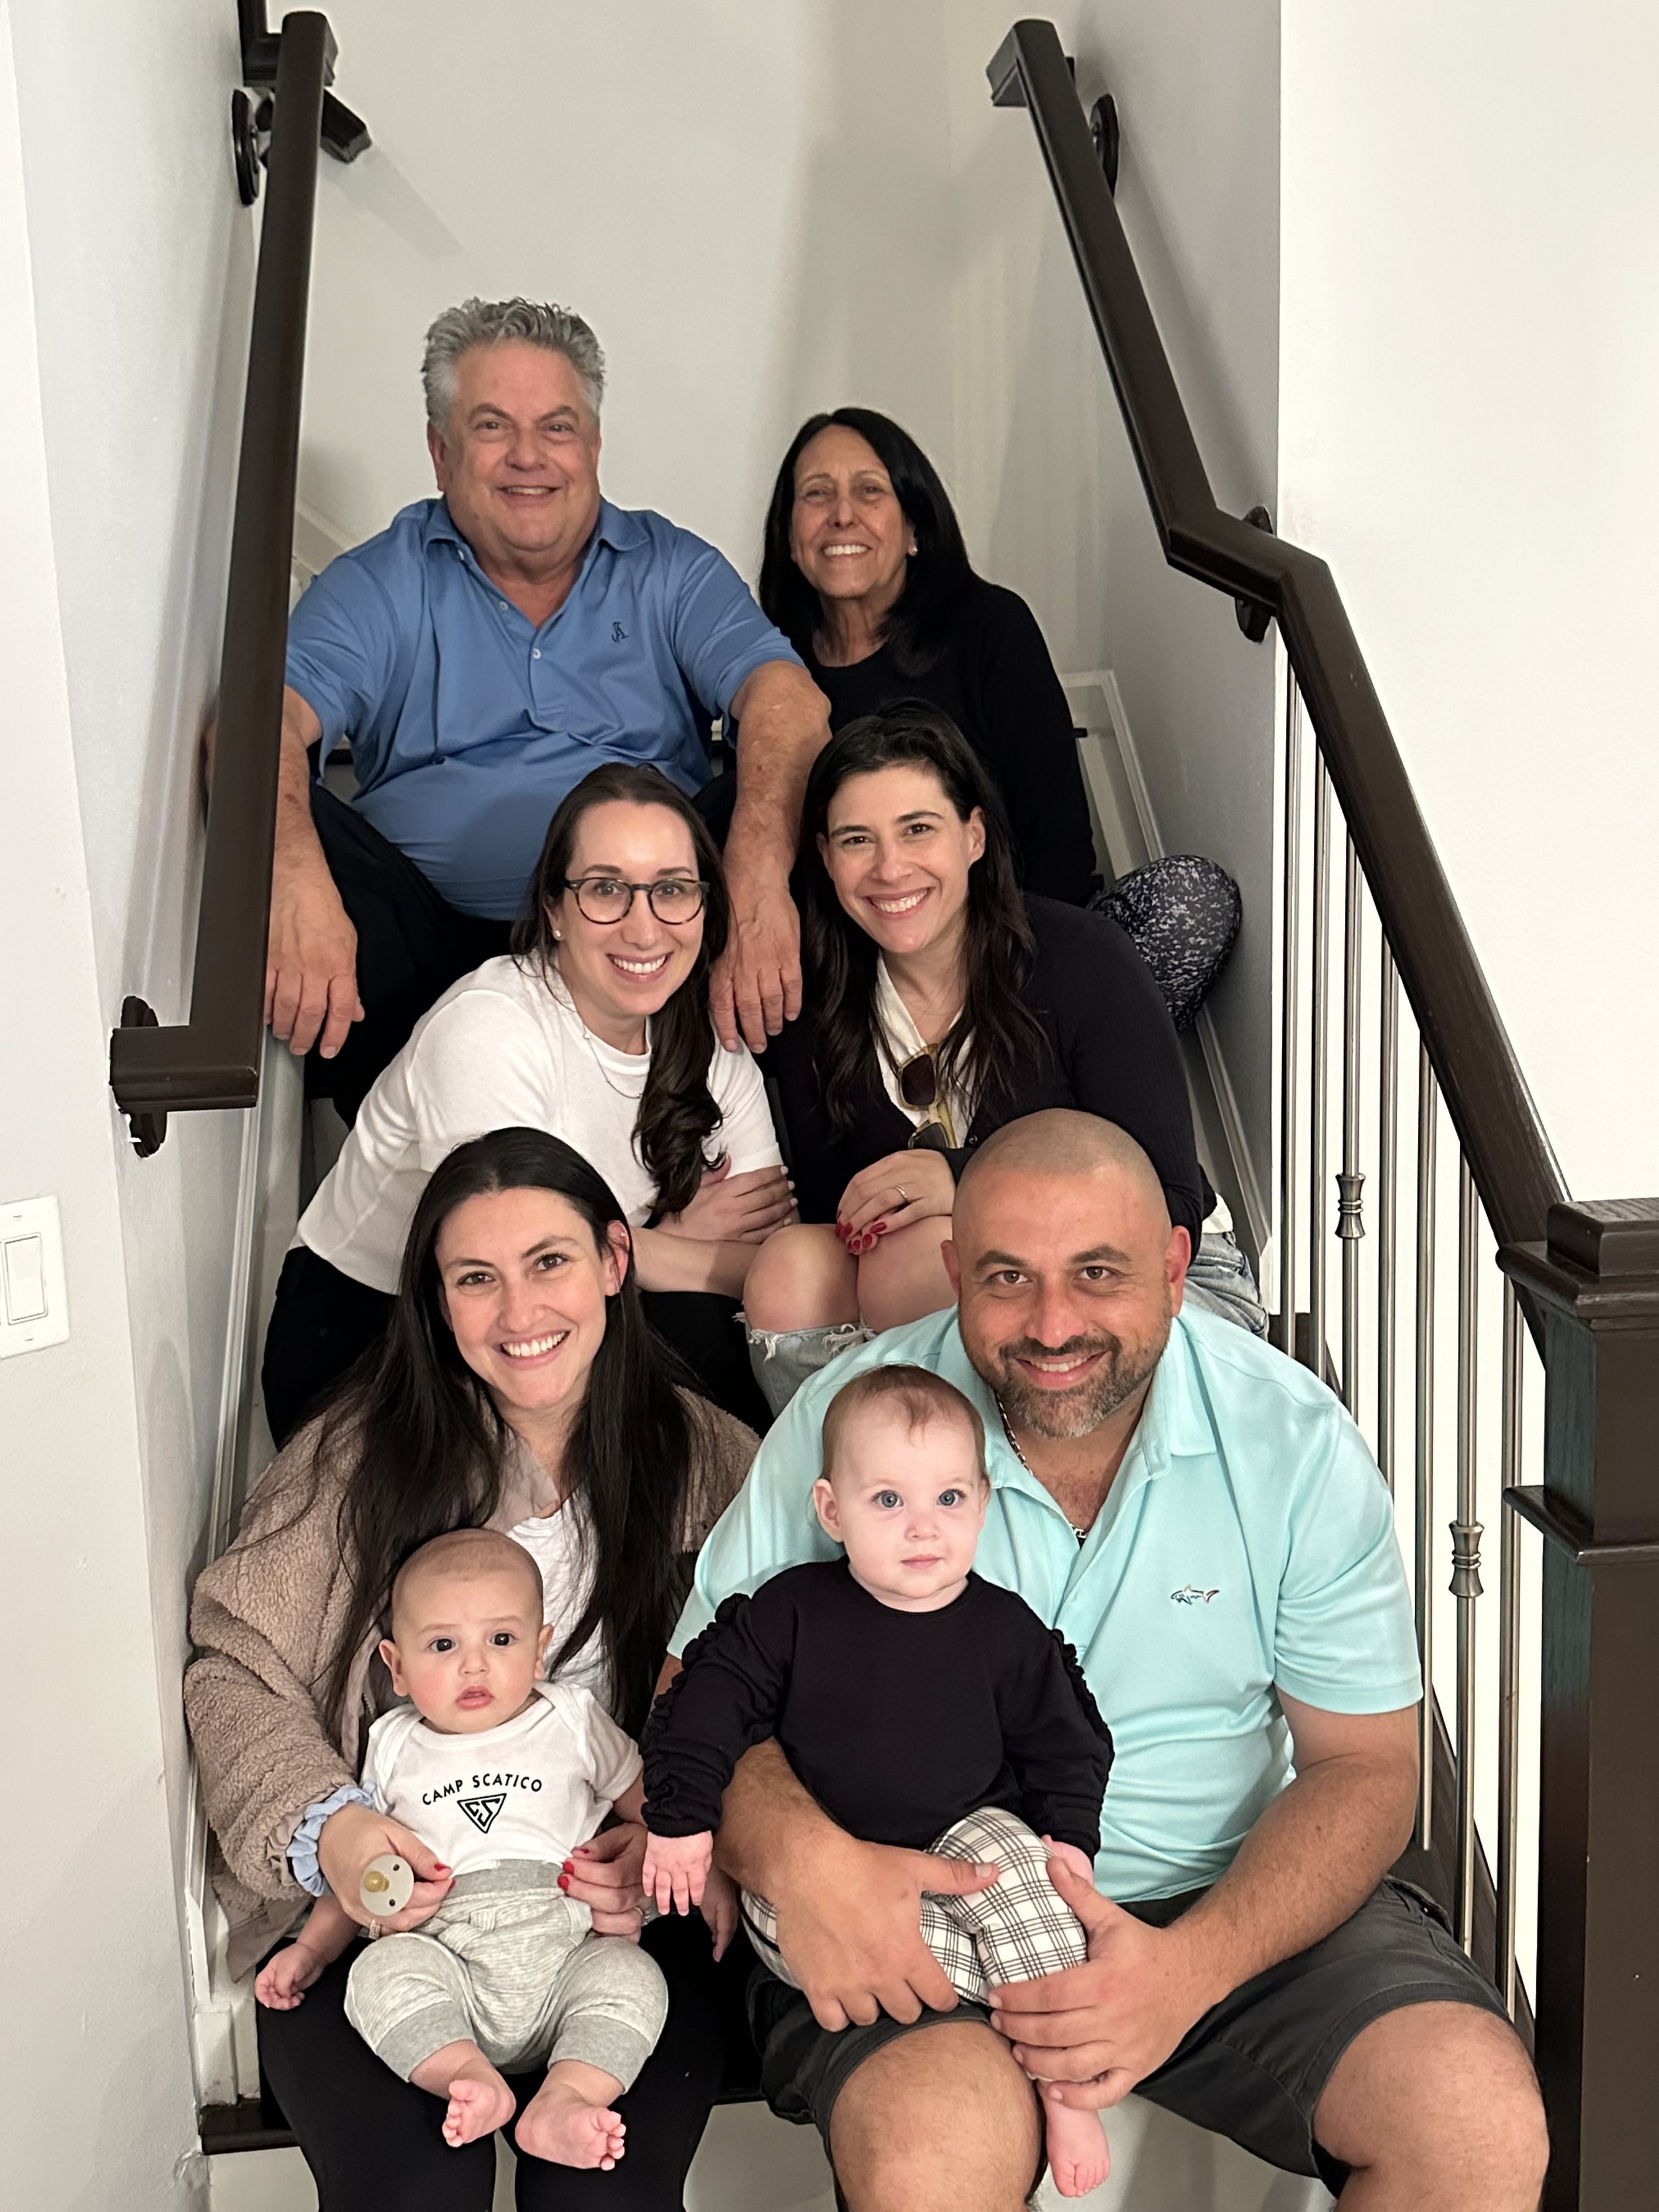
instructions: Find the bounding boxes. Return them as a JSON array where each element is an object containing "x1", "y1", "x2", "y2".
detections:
[{"x1": 360, "y1": 1852, "x2": 416, "y2": 1918}]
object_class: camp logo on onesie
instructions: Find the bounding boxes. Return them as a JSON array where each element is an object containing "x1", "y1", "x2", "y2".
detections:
[{"x1": 422, "y1": 1767, "x2": 546, "y2": 1832}]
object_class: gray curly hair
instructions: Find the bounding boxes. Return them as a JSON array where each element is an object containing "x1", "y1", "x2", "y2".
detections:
[{"x1": 421, "y1": 298, "x2": 607, "y2": 431}]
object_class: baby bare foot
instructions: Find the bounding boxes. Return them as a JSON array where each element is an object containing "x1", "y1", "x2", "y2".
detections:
[
  {"x1": 443, "y1": 2071, "x2": 516, "y2": 2148},
  {"x1": 411, "y1": 2042, "x2": 516, "y2": 2148},
  {"x1": 1043, "y1": 2086, "x2": 1111, "y2": 2199},
  {"x1": 515, "y1": 2060, "x2": 628, "y2": 2170}
]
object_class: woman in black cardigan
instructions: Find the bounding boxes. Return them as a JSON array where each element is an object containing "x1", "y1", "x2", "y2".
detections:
[
  {"x1": 757, "y1": 407, "x2": 1240, "y2": 1025},
  {"x1": 743, "y1": 705, "x2": 1264, "y2": 1413}
]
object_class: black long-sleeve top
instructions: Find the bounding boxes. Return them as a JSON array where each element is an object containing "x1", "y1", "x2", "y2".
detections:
[
  {"x1": 765, "y1": 893, "x2": 1212, "y2": 1244},
  {"x1": 802, "y1": 575, "x2": 1098, "y2": 905},
  {"x1": 642, "y1": 1561, "x2": 1114, "y2": 1857}
]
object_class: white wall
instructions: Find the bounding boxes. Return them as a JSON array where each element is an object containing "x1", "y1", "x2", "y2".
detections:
[
  {"x1": 0, "y1": 2, "x2": 217, "y2": 2197},
  {"x1": 10, "y1": 0, "x2": 255, "y2": 1864},
  {"x1": 1281, "y1": 0, "x2": 1659, "y2": 1202}
]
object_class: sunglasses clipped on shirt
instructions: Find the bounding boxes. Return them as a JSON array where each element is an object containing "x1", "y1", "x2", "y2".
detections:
[
  {"x1": 896, "y1": 1047, "x2": 956, "y2": 1153},
  {"x1": 562, "y1": 875, "x2": 709, "y2": 926}
]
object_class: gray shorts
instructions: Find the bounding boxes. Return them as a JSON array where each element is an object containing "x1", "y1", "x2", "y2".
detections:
[
  {"x1": 747, "y1": 1878, "x2": 1509, "y2": 2191},
  {"x1": 345, "y1": 1860, "x2": 668, "y2": 2089}
]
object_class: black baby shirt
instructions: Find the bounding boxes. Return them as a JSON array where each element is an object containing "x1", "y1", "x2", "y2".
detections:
[{"x1": 642, "y1": 1560, "x2": 1113, "y2": 1857}]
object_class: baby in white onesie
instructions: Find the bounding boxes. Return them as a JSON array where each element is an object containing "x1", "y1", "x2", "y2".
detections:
[{"x1": 255, "y1": 1528, "x2": 667, "y2": 2170}]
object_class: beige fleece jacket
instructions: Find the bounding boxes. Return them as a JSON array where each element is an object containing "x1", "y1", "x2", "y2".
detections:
[{"x1": 184, "y1": 1395, "x2": 756, "y2": 1978}]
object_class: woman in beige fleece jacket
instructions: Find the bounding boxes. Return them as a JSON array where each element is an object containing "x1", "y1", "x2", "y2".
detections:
[{"x1": 187, "y1": 1128, "x2": 758, "y2": 2211}]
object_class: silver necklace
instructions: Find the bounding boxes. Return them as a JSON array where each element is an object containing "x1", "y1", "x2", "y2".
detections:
[
  {"x1": 993, "y1": 1395, "x2": 1092, "y2": 1545},
  {"x1": 552, "y1": 964, "x2": 650, "y2": 1104}
]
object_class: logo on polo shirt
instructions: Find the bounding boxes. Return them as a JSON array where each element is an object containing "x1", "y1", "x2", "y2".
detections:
[
  {"x1": 1171, "y1": 1585, "x2": 1220, "y2": 1606},
  {"x1": 457, "y1": 1793, "x2": 506, "y2": 1833},
  {"x1": 612, "y1": 621, "x2": 627, "y2": 642}
]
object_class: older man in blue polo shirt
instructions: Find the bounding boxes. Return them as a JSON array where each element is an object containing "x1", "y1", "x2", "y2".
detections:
[
  {"x1": 662, "y1": 1112, "x2": 1546, "y2": 2210},
  {"x1": 269, "y1": 297, "x2": 827, "y2": 1119}
]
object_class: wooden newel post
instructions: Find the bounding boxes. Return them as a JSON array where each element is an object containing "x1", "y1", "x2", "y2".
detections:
[{"x1": 1501, "y1": 1199, "x2": 1659, "y2": 2211}]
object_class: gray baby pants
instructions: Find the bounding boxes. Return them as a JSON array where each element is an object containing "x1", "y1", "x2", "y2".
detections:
[{"x1": 344, "y1": 1861, "x2": 668, "y2": 2087}]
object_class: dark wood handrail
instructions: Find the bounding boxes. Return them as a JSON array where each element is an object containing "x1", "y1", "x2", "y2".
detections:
[
  {"x1": 108, "y1": 13, "x2": 332, "y2": 1146},
  {"x1": 987, "y1": 20, "x2": 1566, "y2": 1255}
]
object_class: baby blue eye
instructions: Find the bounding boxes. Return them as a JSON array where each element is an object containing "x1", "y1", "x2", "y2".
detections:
[
  {"x1": 938, "y1": 1489, "x2": 964, "y2": 1508},
  {"x1": 875, "y1": 1490, "x2": 901, "y2": 1510}
]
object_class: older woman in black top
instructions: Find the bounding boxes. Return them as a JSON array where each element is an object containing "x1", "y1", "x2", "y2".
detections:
[{"x1": 743, "y1": 705, "x2": 1263, "y2": 1412}]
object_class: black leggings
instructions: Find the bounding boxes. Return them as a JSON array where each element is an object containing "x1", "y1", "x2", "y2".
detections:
[
  {"x1": 261, "y1": 1246, "x2": 770, "y2": 1447},
  {"x1": 257, "y1": 1911, "x2": 751, "y2": 2211},
  {"x1": 307, "y1": 785, "x2": 514, "y2": 1126}
]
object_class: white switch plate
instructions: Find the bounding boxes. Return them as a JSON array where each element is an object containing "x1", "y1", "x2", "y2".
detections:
[{"x1": 0, "y1": 1196, "x2": 69, "y2": 1359}]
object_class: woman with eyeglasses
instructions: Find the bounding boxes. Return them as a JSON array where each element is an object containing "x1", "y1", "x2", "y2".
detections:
[
  {"x1": 261, "y1": 763, "x2": 792, "y2": 1440},
  {"x1": 743, "y1": 705, "x2": 1265, "y2": 1412}
]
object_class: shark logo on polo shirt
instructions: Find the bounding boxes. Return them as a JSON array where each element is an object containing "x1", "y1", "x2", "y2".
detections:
[
  {"x1": 457, "y1": 1793, "x2": 507, "y2": 1834},
  {"x1": 1171, "y1": 1584, "x2": 1220, "y2": 1606}
]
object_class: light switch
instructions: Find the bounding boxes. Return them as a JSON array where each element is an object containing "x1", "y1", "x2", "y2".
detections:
[
  {"x1": 0, "y1": 1196, "x2": 69, "y2": 1359},
  {"x1": 3, "y1": 1235, "x2": 46, "y2": 1322}
]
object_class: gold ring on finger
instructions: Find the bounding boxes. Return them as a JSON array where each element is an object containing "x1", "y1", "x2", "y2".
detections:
[{"x1": 896, "y1": 1186, "x2": 909, "y2": 1205}]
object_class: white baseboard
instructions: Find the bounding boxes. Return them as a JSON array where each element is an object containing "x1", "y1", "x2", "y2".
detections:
[{"x1": 1063, "y1": 671, "x2": 1271, "y2": 1264}]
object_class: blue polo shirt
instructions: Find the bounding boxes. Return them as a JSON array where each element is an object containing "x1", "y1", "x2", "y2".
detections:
[
  {"x1": 285, "y1": 496, "x2": 798, "y2": 919},
  {"x1": 674, "y1": 1305, "x2": 1420, "y2": 1904}
]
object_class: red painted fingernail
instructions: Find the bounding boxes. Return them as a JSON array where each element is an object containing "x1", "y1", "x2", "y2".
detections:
[
  {"x1": 557, "y1": 1874, "x2": 570, "y2": 1890},
  {"x1": 562, "y1": 1860, "x2": 574, "y2": 1872},
  {"x1": 873, "y1": 1220, "x2": 888, "y2": 1234}
]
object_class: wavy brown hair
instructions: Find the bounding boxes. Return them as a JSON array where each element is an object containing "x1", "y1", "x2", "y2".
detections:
[
  {"x1": 514, "y1": 763, "x2": 730, "y2": 1217},
  {"x1": 800, "y1": 703, "x2": 1049, "y2": 1134}
]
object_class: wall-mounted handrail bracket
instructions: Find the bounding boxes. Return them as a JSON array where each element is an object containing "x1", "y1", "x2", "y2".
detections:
[
  {"x1": 1236, "y1": 506, "x2": 1274, "y2": 641},
  {"x1": 1089, "y1": 94, "x2": 1119, "y2": 196},
  {"x1": 236, "y1": 1, "x2": 367, "y2": 182},
  {"x1": 116, "y1": 998, "x2": 167, "y2": 1157}
]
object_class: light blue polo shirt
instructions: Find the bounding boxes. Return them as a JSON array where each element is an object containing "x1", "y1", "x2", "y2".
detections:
[
  {"x1": 285, "y1": 496, "x2": 798, "y2": 919},
  {"x1": 674, "y1": 1305, "x2": 1421, "y2": 1904}
]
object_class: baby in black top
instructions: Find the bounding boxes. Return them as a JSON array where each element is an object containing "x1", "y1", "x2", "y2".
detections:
[{"x1": 642, "y1": 1365, "x2": 1114, "y2": 2196}]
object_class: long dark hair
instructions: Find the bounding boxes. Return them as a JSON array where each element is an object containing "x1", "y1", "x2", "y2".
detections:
[
  {"x1": 513, "y1": 763, "x2": 729, "y2": 1217},
  {"x1": 800, "y1": 703, "x2": 1048, "y2": 1133},
  {"x1": 316, "y1": 1128, "x2": 699, "y2": 1738},
  {"x1": 758, "y1": 407, "x2": 972, "y2": 677}
]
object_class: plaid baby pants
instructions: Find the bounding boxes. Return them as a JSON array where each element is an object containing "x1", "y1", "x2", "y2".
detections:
[{"x1": 742, "y1": 1805, "x2": 1088, "y2": 2000}]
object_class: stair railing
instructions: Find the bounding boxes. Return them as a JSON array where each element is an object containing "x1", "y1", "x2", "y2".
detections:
[
  {"x1": 108, "y1": 12, "x2": 338, "y2": 1157},
  {"x1": 989, "y1": 23, "x2": 1659, "y2": 2211}
]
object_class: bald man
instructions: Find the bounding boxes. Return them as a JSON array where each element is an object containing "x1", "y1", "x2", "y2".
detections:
[{"x1": 666, "y1": 1112, "x2": 1545, "y2": 2211}]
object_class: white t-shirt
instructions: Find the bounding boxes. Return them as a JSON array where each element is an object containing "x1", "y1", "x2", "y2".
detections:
[
  {"x1": 363, "y1": 1678, "x2": 641, "y2": 1876},
  {"x1": 508, "y1": 1497, "x2": 607, "y2": 1708},
  {"x1": 297, "y1": 956, "x2": 784, "y2": 1292}
]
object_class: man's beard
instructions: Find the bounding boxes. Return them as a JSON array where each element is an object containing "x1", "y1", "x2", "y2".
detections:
[{"x1": 972, "y1": 1317, "x2": 1169, "y2": 1440}]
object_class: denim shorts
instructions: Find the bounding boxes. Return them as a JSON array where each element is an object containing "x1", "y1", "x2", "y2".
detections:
[{"x1": 748, "y1": 1878, "x2": 1509, "y2": 2191}]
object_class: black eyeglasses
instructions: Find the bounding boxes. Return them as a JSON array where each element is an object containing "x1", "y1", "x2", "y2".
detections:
[{"x1": 563, "y1": 876, "x2": 708, "y2": 926}]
